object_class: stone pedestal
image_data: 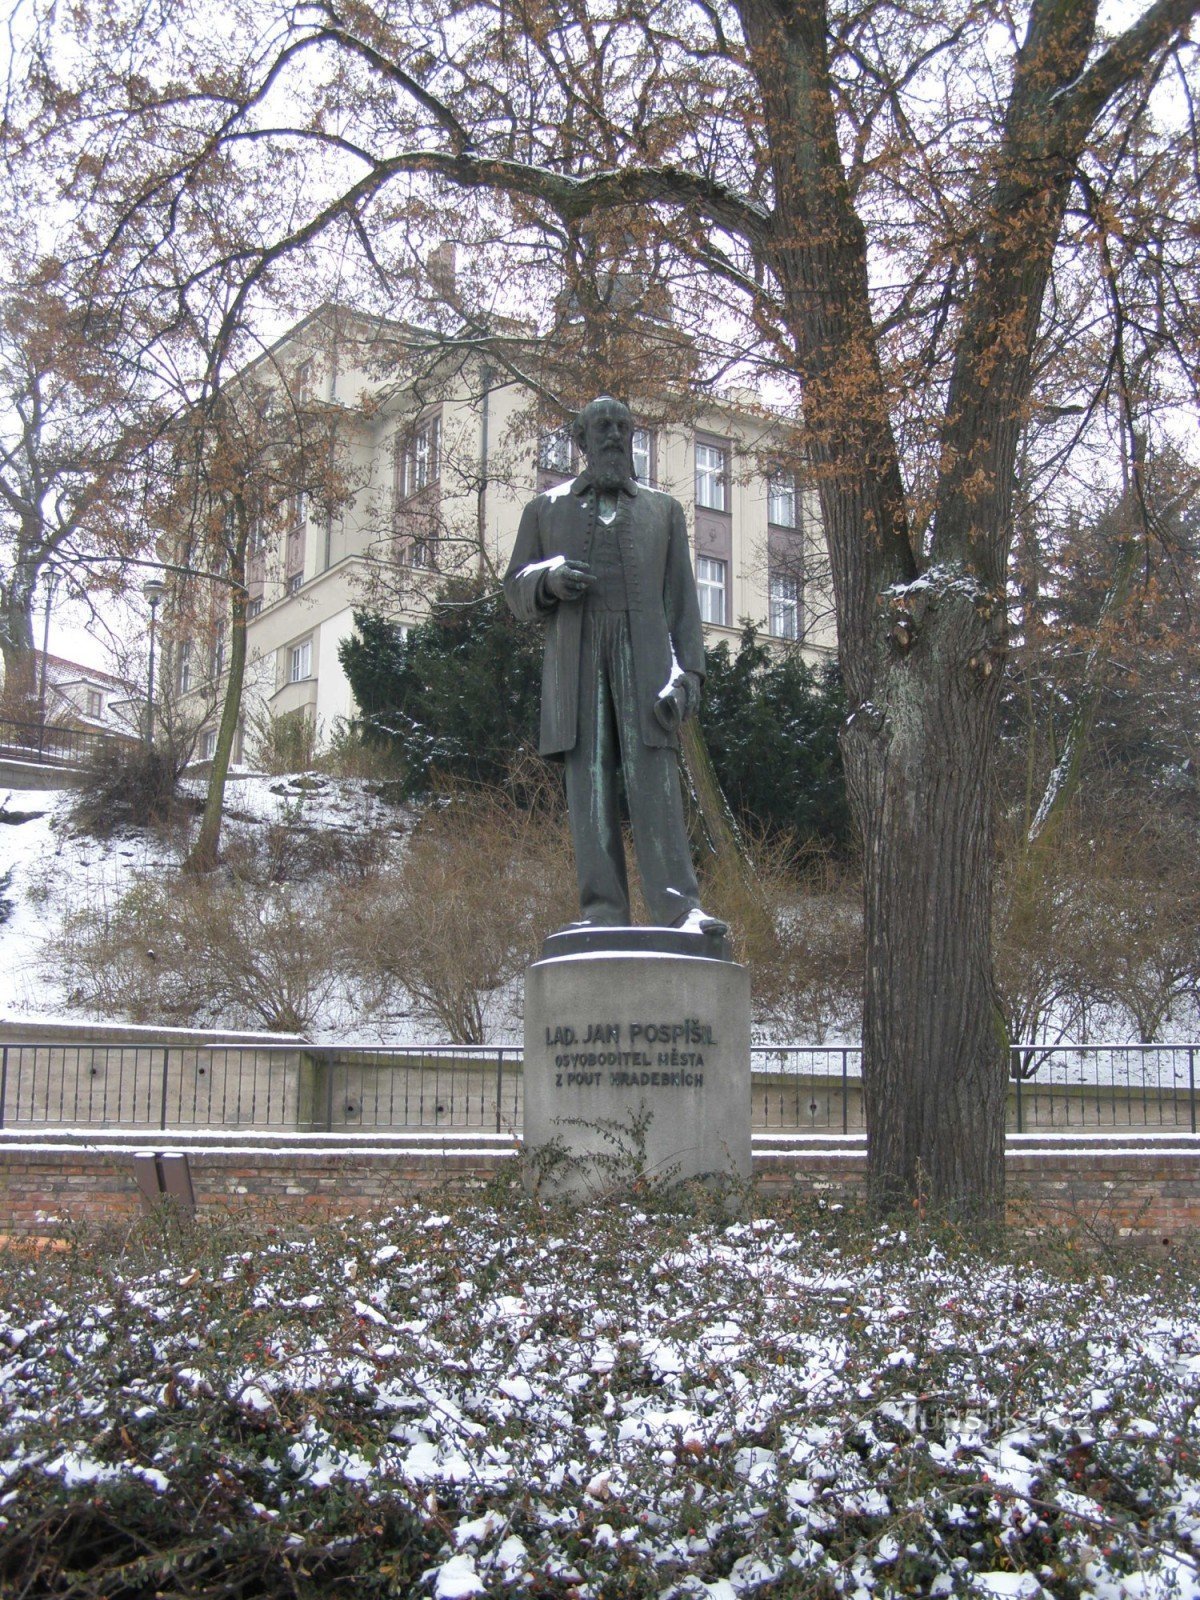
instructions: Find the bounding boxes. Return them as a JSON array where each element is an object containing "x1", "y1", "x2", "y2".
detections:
[{"x1": 522, "y1": 928, "x2": 751, "y2": 1197}]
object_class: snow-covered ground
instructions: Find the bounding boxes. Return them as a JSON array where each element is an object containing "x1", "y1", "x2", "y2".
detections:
[
  {"x1": 1, "y1": 1201, "x2": 1197, "y2": 1598},
  {"x1": 0, "y1": 772, "x2": 452, "y2": 1039},
  {"x1": 0, "y1": 781, "x2": 176, "y2": 1020},
  {"x1": 2, "y1": 774, "x2": 1196, "y2": 1055}
]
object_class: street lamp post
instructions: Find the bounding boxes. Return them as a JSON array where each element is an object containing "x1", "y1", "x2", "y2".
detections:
[{"x1": 142, "y1": 577, "x2": 166, "y2": 747}]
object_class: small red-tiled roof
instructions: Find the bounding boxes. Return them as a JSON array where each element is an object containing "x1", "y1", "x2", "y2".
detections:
[{"x1": 33, "y1": 651, "x2": 130, "y2": 691}]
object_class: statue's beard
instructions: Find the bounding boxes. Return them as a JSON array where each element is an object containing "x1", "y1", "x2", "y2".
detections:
[{"x1": 589, "y1": 449, "x2": 628, "y2": 490}]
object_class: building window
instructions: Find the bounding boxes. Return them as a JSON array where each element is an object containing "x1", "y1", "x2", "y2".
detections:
[
  {"x1": 768, "y1": 473, "x2": 798, "y2": 529},
  {"x1": 695, "y1": 441, "x2": 728, "y2": 512},
  {"x1": 538, "y1": 427, "x2": 574, "y2": 476},
  {"x1": 412, "y1": 533, "x2": 435, "y2": 569},
  {"x1": 288, "y1": 639, "x2": 312, "y2": 683},
  {"x1": 632, "y1": 428, "x2": 653, "y2": 484},
  {"x1": 176, "y1": 642, "x2": 191, "y2": 695},
  {"x1": 769, "y1": 570, "x2": 801, "y2": 640},
  {"x1": 210, "y1": 623, "x2": 225, "y2": 678},
  {"x1": 248, "y1": 596, "x2": 263, "y2": 618},
  {"x1": 696, "y1": 556, "x2": 727, "y2": 626},
  {"x1": 200, "y1": 728, "x2": 218, "y2": 760},
  {"x1": 400, "y1": 413, "x2": 441, "y2": 498},
  {"x1": 295, "y1": 359, "x2": 313, "y2": 400},
  {"x1": 86, "y1": 689, "x2": 103, "y2": 718},
  {"x1": 291, "y1": 488, "x2": 308, "y2": 527},
  {"x1": 287, "y1": 572, "x2": 303, "y2": 594}
]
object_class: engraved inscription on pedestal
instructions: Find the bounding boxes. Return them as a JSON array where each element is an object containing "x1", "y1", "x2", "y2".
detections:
[
  {"x1": 523, "y1": 948, "x2": 751, "y2": 1197},
  {"x1": 545, "y1": 1016, "x2": 713, "y2": 1086}
]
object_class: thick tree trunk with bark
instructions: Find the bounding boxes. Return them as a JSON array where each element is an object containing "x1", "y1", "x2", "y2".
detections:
[
  {"x1": 0, "y1": 558, "x2": 39, "y2": 717},
  {"x1": 842, "y1": 573, "x2": 1009, "y2": 1213},
  {"x1": 734, "y1": 0, "x2": 1170, "y2": 1217}
]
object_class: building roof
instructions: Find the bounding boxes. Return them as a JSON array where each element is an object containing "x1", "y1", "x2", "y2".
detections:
[{"x1": 33, "y1": 652, "x2": 131, "y2": 692}]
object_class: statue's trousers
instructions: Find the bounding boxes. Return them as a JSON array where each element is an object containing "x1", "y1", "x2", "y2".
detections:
[{"x1": 564, "y1": 608, "x2": 700, "y2": 927}]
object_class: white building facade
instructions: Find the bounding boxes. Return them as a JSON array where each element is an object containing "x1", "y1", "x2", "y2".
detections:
[{"x1": 208, "y1": 308, "x2": 835, "y2": 759}]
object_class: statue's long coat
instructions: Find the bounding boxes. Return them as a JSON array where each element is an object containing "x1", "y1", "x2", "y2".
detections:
[{"x1": 503, "y1": 474, "x2": 706, "y2": 757}]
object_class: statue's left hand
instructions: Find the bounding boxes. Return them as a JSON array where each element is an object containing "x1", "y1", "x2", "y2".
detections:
[{"x1": 679, "y1": 671, "x2": 702, "y2": 722}]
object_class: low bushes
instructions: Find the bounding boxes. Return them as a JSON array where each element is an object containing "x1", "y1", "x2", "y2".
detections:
[
  {"x1": 995, "y1": 818, "x2": 1200, "y2": 1052},
  {"x1": 54, "y1": 875, "x2": 352, "y2": 1032},
  {"x1": 1, "y1": 1197, "x2": 1196, "y2": 1600},
  {"x1": 48, "y1": 771, "x2": 1200, "y2": 1048},
  {"x1": 700, "y1": 835, "x2": 863, "y2": 1041},
  {"x1": 343, "y1": 786, "x2": 578, "y2": 1043},
  {"x1": 49, "y1": 781, "x2": 578, "y2": 1041},
  {"x1": 68, "y1": 742, "x2": 191, "y2": 837}
]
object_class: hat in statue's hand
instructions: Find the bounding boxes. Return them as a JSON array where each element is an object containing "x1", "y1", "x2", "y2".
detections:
[{"x1": 653, "y1": 683, "x2": 686, "y2": 733}]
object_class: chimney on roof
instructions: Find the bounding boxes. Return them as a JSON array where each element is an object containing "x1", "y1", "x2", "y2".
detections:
[{"x1": 428, "y1": 241, "x2": 457, "y2": 301}]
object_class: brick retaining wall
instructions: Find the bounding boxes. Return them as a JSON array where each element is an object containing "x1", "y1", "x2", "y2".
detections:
[
  {"x1": 1007, "y1": 1148, "x2": 1200, "y2": 1239},
  {"x1": 0, "y1": 1145, "x2": 506, "y2": 1235},
  {"x1": 755, "y1": 1146, "x2": 1200, "y2": 1240},
  {"x1": 1, "y1": 1135, "x2": 1196, "y2": 1240}
]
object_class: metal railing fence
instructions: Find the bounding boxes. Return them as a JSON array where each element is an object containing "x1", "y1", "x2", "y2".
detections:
[
  {"x1": 0, "y1": 716, "x2": 122, "y2": 767},
  {"x1": 0, "y1": 1042, "x2": 524, "y2": 1134},
  {"x1": 1008, "y1": 1042, "x2": 1197, "y2": 1135},
  {"x1": 0, "y1": 1040, "x2": 1195, "y2": 1135}
]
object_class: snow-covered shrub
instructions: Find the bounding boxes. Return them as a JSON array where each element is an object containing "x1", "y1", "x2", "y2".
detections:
[
  {"x1": 343, "y1": 786, "x2": 578, "y2": 1044},
  {"x1": 1, "y1": 1196, "x2": 1197, "y2": 1600},
  {"x1": 51, "y1": 874, "x2": 352, "y2": 1031},
  {"x1": 68, "y1": 742, "x2": 189, "y2": 838}
]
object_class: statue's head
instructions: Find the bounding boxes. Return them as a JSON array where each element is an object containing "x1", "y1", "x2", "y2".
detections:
[{"x1": 573, "y1": 396, "x2": 634, "y2": 490}]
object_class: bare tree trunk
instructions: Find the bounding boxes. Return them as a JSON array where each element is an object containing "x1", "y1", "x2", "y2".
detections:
[
  {"x1": 843, "y1": 578, "x2": 1009, "y2": 1215},
  {"x1": 680, "y1": 719, "x2": 749, "y2": 868},
  {"x1": 185, "y1": 575, "x2": 246, "y2": 873}
]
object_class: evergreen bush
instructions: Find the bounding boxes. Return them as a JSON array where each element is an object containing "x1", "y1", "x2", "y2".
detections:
[
  {"x1": 338, "y1": 579, "x2": 545, "y2": 800},
  {"x1": 342, "y1": 596, "x2": 849, "y2": 848},
  {"x1": 699, "y1": 628, "x2": 850, "y2": 851}
]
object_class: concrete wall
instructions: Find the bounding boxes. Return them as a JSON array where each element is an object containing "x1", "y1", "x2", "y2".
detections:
[
  {"x1": 0, "y1": 758, "x2": 85, "y2": 790},
  {"x1": 1, "y1": 1026, "x2": 1195, "y2": 1136},
  {"x1": 0, "y1": 1031, "x2": 525, "y2": 1134},
  {"x1": 753, "y1": 1071, "x2": 1199, "y2": 1134}
]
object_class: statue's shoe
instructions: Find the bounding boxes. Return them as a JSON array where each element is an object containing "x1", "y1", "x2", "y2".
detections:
[{"x1": 671, "y1": 907, "x2": 730, "y2": 936}]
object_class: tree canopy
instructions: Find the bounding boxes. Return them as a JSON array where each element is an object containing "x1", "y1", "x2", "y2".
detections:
[{"x1": 0, "y1": 251, "x2": 158, "y2": 710}]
